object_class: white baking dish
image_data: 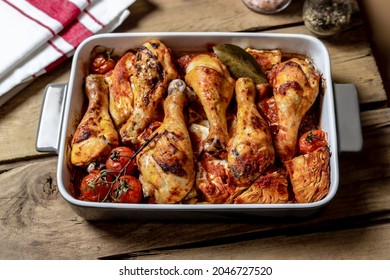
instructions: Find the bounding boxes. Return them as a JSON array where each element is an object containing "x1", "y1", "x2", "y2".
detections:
[{"x1": 36, "y1": 32, "x2": 362, "y2": 220}]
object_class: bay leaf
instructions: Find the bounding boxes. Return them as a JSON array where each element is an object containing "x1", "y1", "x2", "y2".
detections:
[{"x1": 213, "y1": 44, "x2": 268, "y2": 84}]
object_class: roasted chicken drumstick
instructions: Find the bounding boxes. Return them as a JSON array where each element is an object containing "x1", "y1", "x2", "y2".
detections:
[
  {"x1": 185, "y1": 54, "x2": 235, "y2": 156},
  {"x1": 120, "y1": 40, "x2": 179, "y2": 145},
  {"x1": 227, "y1": 77, "x2": 275, "y2": 187},
  {"x1": 268, "y1": 58, "x2": 320, "y2": 162},
  {"x1": 70, "y1": 74, "x2": 119, "y2": 167},
  {"x1": 105, "y1": 51, "x2": 135, "y2": 128},
  {"x1": 136, "y1": 79, "x2": 195, "y2": 204}
]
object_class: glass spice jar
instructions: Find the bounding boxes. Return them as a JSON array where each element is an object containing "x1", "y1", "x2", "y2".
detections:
[
  {"x1": 303, "y1": 0, "x2": 352, "y2": 38},
  {"x1": 242, "y1": 0, "x2": 292, "y2": 14}
]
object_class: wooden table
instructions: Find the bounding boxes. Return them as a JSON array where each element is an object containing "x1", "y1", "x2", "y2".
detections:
[{"x1": 1, "y1": 0, "x2": 389, "y2": 260}]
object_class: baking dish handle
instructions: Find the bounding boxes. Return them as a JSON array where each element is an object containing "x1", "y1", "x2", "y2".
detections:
[
  {"x1": 333, "y1": 83, "x2": 363, "y2": 153},
  {"x1": 35, "y1": 83, "x2": 67, "y2": 154}
]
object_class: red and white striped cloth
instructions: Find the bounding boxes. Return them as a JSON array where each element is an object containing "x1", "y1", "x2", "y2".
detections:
[{"x1": 0, "y1": 0, "x2": 136, "y2": 106}]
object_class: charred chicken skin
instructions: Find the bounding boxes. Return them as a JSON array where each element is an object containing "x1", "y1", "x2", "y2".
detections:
[
  {"x1": 227, "y1": 77, "x2": 275, "y2": 187},
  {"x1": 185, "y1": 54, "x2": 235, "y2": 156},
  {"x1": 71, "y1": 74, "x2": 119, "y2": 167},
  {"x1": 105, "y1": 51, "x2": 135, "y2": 128},
  {"x1": 120, "y1": 40, "x2": 179, "y2": 146},
  {"x1": 136, "y1": 79, "x2": 195, "y2": 204},
  {"x1": 268, "y1": 58, "x2": 320, "y2": 162}
]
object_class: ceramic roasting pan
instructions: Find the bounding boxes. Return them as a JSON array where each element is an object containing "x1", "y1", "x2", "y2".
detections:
[{"x1": 36, "y1": 32, "x2": 363, "y2": 221}]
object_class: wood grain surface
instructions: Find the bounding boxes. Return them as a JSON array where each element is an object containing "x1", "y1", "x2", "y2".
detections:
[{"x1": 0, "y1": 0, "x2": 389, "y2": 260}]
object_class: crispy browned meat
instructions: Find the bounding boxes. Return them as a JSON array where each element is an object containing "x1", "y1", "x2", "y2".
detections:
[
  {"x1": 257, "y1": 96, "x2": 279, "y2": 137},
  {"x1": 196, "y1": 153, "x2": 231, "y2": 204},
  {"x1": 285, "y1": 146, "x2": 330, "y2": 203},
  {"x1": 136, "y1": 80, "x2": 195, "y2": 204},
  {"x1": 234, "y1": 169, "x2": 289, "y2": 204},
  {"x1": 246, "y1": 48, "x2": 282, "y2": 72},
  {"x1": 268, "y1": 58, "x2": 320, "y2": 162},
  {"x1": 71, "y1": 74, "x2": 119, "y2": 167},
  {"x1": 120, "y1": 40, "x2": 179, "y2": 145},
  {"x1": 105, "y1": 52, "x2": 135, "y2": 128},
  {"x1": 227, "y1": 77, "x2": 275, "y2": 187},
  {"x1": 185, "y1": 54, "x2": 235, "y2": 156}
]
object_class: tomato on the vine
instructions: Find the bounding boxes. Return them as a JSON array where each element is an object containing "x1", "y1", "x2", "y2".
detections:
[
  {"x1": 79, "y1": 170, "x2": 111, "y2": 202},
  {"x1": 111, "y1": 175, "x2": 142, "y2": 203},
  {"x1": 298, "y1": 129, "x2": 327, "y2": 154},
  {"x1": 89, "y1": 53, "x2": 116, "y2": 74},
  {"x1": 106, "y1": 146, "x2": 136, "y2": 176}
]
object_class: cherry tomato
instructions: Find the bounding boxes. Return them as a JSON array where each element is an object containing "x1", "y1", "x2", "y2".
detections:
[
  {"x1": 89, "y1": 53, "x2": 116, "y2": 74},
  {"x1": 106, "y1": 146, "x2": 136, "y2": 176},
  {"x1": 299, "y1": 129, "x2": 328, "y2": 154},
  {"x1": 79, "y1": 170, "x2": 111, "y2": 202},
  {"x1": 111, "y1": 175, "x2": 142, "y2": 203}
]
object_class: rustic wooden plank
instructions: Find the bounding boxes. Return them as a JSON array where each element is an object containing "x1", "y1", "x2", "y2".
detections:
[
  {"x1": 338, "y1": 117, "x2": 390, "y2": 185},
  {"x1": 120, "y1": 223, "x2": 390, "y2": 260},
  {"x1": 361, "y1": 108, "x2": 390, "y2": 128},
  {"x1": 336, "y1": 108, "x2": 390, "y2": 186},
  {"x1": 0, "y1": 155, "x2": 55, "y2": 174},
  {"x1": 361, "y1": 0, "x2": 390, "y2": 103},
  {"x1": 116, "y1": 0, "x2": 305, "y2": 33}
]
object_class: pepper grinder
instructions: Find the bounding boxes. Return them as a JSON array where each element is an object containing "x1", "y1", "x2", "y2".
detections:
[{"x1": 303, "y1": 0, "x2": 352, "y2": 38}]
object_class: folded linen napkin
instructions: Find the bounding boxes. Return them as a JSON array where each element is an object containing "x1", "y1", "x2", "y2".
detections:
[{"x1": 0, "y1": 0, "x2": 136, "y2": 107}]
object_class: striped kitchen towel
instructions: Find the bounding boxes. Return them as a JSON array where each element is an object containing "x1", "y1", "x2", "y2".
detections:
[{"x1": 0, "y1": 0, "x2": 136, "y2": 107}]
